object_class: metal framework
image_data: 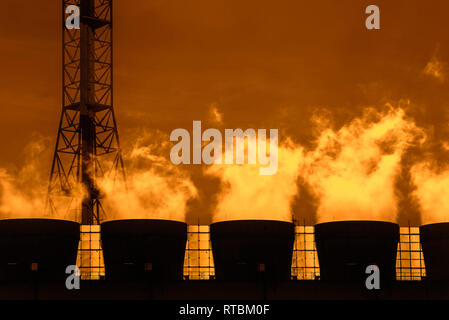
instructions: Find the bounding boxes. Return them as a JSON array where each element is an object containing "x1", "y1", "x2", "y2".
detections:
[
  {"x1": 182, "y1": 223, "x2": 426, "y2": 281},
  {"x1": 290, "y1": 224, "x2": 426, "y2": 281},
  {"x1": 47, "y1": 0, "x2": 124, "y2": 279},
  {"x1": 291, "y1": 224, "x2": 320, "y2": 280},
  {"x1": 396, "y1": 226, "x2": 426, "y2": 281},
  {"x1": 49, "y1": 0, "x2": 124, "y2": 225},
  {"x1": 183, "y1": 225, "x2": 215, "y2": 280}
]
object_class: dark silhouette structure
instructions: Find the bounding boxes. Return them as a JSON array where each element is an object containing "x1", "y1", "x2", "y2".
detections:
[
  {"x1": 1, "y1": 220, "x2": 449, "y2": 299},
  {"x1": 101, "y1": 219, "x2": 187, "y2": 281},
  {"x1": 48, "y1": 0, "x2": 124, "y2": 225},
  {"x1": 420, "y1": 223, "x2": 449, "y2": 281},
  {"x1": 210, "y1": 220, "x2": 295, "y2": 281},
  {"x1": 0, "y1": 219, "x2": 79, "y2": 282},
  {"x1": 314, "y1": 221, "x2": 399, "y2": 283},
  {"x1": 2, "y1": 0, "x2": 444, "y2": 300}
]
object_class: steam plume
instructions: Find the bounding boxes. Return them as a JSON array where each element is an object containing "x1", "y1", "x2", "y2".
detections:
[
  {"x1": 300, "y1": 107, "x2": 423, "y2": 223},
  {"x1": 100, "y1": 130, "x2": 198, "y2": 222},
  {"x1": 0, "y1": 136, "x2": 82, "y2": 221},
  {"x1": 411, "y1": 162, "x2": 449, "y2": 225},
  {"x1": 206, "y1": 137, "x2": 302, "y2": 222}
]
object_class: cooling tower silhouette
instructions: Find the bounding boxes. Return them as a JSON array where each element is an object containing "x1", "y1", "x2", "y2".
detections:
[
  {"x1": 419, "y1": 222, "x2": 449, "y2": 281},
  {"x1": 210, "y1": 220, "x2": 295, "y2": 281},
  {"x1": 0, "y1": 219, "x2": 80, "y2": 281},
  {"x1": 101, "y1": 219, "x2": 187, "y2": 281},
  {"x1": 314, "y1": 221, "x2": 399, "y2": 284}
]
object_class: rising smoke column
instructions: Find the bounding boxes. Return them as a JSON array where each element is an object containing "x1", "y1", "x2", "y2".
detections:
[
  {"x1": 300, "y1": 106, "x2": 424, "y2": 223},
  {"x1": 99, "y1": 130, "x2": 198, "y2": 222},
  {"x1": 0, "y1": 130, "x2": 197, "y2": 222},
  {"x1": 0, "y1": 136, "x2": 83, "y2": 221},
  {"x1": 411, "y1": 162, "x2": 449, "y2": 225},
  {"x1": 206, "y1": 137, "x2": 303, "y2": 222},
  {"x1": 0, "y1": 168, "x2": 48, "y2": 219}
]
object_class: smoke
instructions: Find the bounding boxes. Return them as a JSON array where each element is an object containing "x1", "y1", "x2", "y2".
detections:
[
  {"x1": 209, "y1": 103, "x2": 223, "y2": 125},
  {"x1": 423, "y1": 53, "x2": 447, "y2": 83},
  {"x1": 204, "y1": 106, "x2": 427, "y2": 224},
  {"x1": 300, "y1": 106, "x2": 424, "y2": 223},
  {"x1": 206, "y1": 136, "x2": 303, "y2": 222},
  {"x1": 411, "y1": 162, "x2": 449, "y2": 225},
  {"x1": 0, "y1": 137, "x2": 48, "y2": 220},
  {"x1": 0, "y1": 130, "x2": 197, "y2": 223},
  {"x1": 0, "y1": 135, "x2": 82, "y2": 221},
  {"x1": 0, "y1": 168, "x2": 47, "y2": 219},
  {"x1": 99, "y1": 130, "x2": 198, "y2": 222},
  {"x1": 0, "y1": 109, "x2": 440, "y2": 227}
]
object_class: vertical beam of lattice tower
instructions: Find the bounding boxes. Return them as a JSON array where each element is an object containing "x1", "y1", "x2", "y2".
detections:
[{"x1": 48, "y1": 0, "x2": 125, "y2": 278}]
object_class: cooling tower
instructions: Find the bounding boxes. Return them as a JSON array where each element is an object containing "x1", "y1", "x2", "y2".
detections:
[
  {"x1": 0, "y1": 219, "x2": 80, "y2": 282},
  {"x1": 210, "y1": 220, "x2": 295, "y2": 281},
  {"x1": 101, "y1": 219, "x2": 187, "y2": 281},
  {"x1": 314, "y1": 221, "x2": 399, "y2": 283},
  {"x1": 419, "y1": 223, "x2": 449, "y2": 281}
]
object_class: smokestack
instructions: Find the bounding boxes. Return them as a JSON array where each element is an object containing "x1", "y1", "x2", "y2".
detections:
[
  {"x1": 101, "y1": 219, "x2": 187, "y2": 281},
  {"x1": 210, "y1": 220, "x2": 295, "y2": 281},
  {"x1": 0, "y1": 219, "x2": 80, "y2": 281},
  {"x1": 314, "y1": 221, "x2": 399, "y2": 283},
  {"x1": 419, "y1": 223, "x2": 449, "y2": 281}
]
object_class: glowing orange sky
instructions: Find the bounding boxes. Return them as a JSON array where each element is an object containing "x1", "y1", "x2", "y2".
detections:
[{"x1": 0, "y1": 0, "x2": 448, "y2": 225}]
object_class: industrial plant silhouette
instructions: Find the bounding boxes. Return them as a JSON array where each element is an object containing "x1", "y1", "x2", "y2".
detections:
[{"x1": 0, "y1": 0, "x2": 448, "y2": 300}]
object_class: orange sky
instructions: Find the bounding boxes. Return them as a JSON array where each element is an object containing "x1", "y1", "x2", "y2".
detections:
[{"x1": 0, "y1": 0, "x2": 448, "y2": 225}]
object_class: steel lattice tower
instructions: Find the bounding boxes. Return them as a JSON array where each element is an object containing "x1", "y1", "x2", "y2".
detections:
[
  {"x1": 49, "y1": 0, "x2": 124, "y2": 222},
  {"x1": 48, "y1": 0, "x2": 125, "y2": 278}
]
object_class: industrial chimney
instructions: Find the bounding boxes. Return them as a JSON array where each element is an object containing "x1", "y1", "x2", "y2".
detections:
[
  {"x1": 0, "y1": 219, "x2": 80, "y2": 282},
  {"x1": 419, "y1": 223, "x2": 449, "y2": 281},
  {"x1": 314, "y1": 221, "x2": 399, "y2": 284},
  {"x1": 210, "y1": 220, "x2": 295, "y2": 282},
  {"x1": 101, "y1": 219, "x2": 187, "y2": 281}
]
